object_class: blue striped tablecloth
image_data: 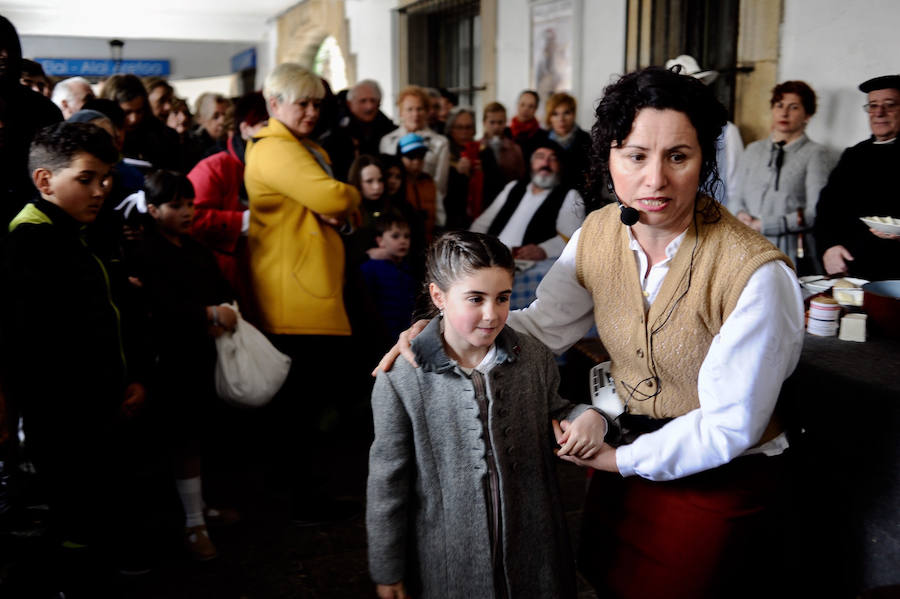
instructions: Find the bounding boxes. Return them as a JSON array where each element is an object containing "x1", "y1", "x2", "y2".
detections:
[{"x1": 511, "y1": 258, "x2": 556, "y2": 310}]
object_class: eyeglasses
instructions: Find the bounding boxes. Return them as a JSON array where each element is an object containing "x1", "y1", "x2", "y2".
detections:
[{"x1": 863, "y1": 101, "x2": 899, "y2": 114}]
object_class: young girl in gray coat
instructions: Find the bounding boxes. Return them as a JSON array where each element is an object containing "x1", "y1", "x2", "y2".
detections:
[{"x1": 366, "y1": 231, "x2": 607, "y2": 599}]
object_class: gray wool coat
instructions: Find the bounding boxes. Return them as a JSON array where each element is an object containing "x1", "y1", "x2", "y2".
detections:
[
  {"x1": 731, "y1": 133, "x2": 835, "y2": 263},
  {"x1": 366, "y1": 319, "x2": 594, "y2": 599}
]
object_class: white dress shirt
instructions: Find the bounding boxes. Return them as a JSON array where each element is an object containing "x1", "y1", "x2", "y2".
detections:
[
  {"x1": 507, "y1": 226, "x2": 805, "y2": 481},
  {"x1": 470, "y1": 180, "x2": 585, "y2": 259}
]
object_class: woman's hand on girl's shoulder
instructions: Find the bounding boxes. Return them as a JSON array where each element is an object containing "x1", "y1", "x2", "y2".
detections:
[
  {"x1": 376, "y1": 582, "x2": 408, "y2": 599},
  {"x1": 372, "y1": 319, "x2": 430, "y2": 376}
]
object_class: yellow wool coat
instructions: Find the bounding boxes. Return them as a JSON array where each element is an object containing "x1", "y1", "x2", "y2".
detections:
[{"x1": 244, "y1": 119, "x2": 360, "y2": 335}]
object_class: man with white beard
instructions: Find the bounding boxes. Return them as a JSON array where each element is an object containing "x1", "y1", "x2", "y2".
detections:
[{"x1": 471, "y1": 138, "x2": 585, "y2": 260}]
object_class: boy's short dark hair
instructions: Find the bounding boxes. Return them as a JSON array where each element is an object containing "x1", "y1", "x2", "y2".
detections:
[
  {"x1": 101, "y1": 73, "x2": 148, "y2": 104},
  {"x1": 483, "y1": 101, "x2": 507, "y2": 120},
  {"x1": 374, "y1": 210, "x2": 409, "y2": 236},
  {"x1": 144, "y1": 170, "x2": 195, "y2": 207},
  {"x1": 20, "y1": 58, "x2": 46, "y2": 79},
  {"x1": 83, "y1": 98, "x2": 127, "y2": 130},
  {"x1": 438, "y1": 87, "x2": 458, "y2": 106},
  {"x1": 234, "y1": 91, "x2": 268, "y2": 127},
  {"x1": 28, "y1": 122, "x2": 118, "y2": 174}
]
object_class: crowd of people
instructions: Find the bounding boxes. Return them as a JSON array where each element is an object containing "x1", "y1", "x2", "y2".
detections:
[{"x1": 0, "y1": 10, "x2": 898, "y2": 596}]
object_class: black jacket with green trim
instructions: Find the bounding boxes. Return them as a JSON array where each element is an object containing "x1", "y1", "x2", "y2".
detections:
[{"x1": 0, "y1": 199, "x2": 131, "y2": 446}]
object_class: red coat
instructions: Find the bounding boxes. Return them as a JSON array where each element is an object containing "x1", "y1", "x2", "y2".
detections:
[{"x1": 188, "y1": 136, "x2": 250, "y2": 307}]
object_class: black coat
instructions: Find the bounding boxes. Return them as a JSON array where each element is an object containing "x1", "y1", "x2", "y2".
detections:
[
  {"x1": 0, "y1": 200, "x2": 130, "y2": 447},
  {"x1": 0, "y1": 85, "x2": 63, "y2": 229},
  {"x1": 814, "y1": 138, "x2": 900, "y2": 280}
]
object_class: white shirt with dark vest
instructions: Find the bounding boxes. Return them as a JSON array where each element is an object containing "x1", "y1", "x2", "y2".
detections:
[{"x1": 470, "y1": 179, "x2": 585, "y2": 258}]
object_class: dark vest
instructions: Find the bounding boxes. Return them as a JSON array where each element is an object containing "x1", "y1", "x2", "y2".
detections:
[{"x1": 487, "y1": 180, "x2": 570, "y2": 246}]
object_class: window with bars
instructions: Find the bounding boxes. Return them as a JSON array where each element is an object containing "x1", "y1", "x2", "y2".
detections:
[
  {"x1": 400, "y1": 0, "x2": 482, "y2": 106},
  {"x1": 626, "y1": 0, "x2": 740, "y2": 118}
]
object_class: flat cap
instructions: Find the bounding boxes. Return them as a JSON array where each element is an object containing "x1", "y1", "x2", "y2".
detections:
[{"x1": 859, "y1": 75, "x2": 900, "y2": 93}]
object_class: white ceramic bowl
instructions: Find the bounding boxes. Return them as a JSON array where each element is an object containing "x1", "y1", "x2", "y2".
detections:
[{"x1": 860, "y1": 216, "x2": 900, "y2": 235}]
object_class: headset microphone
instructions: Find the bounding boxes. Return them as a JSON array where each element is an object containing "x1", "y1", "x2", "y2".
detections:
[
  {"x1": 618, "y1": 200, "x2": 640, "y2": 226},
  {"x1": 607, "y1": 177, "x2": 640, "y2": 226}
]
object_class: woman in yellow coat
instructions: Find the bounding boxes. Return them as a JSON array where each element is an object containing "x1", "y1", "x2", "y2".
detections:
[
  {"x1": 244, "y1": 63, "x2": 361, "y2": 523},
  {"x1": 245, "y1": 63, "x2": 360, "y2": 335}
]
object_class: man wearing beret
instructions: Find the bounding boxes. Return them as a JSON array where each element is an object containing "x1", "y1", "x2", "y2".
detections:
[{"x1": 815, "y1": 75, "x2": 900, "y2": 279}]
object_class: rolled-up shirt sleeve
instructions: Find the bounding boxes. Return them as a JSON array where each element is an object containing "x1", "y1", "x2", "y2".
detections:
[{"x1": 615, "y1": 260, "x2": 805, "y2": 480}]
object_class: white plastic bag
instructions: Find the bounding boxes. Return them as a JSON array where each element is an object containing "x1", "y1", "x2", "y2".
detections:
[{"x1": 214, "y1": 304, "x2": 291, "y2": 408}]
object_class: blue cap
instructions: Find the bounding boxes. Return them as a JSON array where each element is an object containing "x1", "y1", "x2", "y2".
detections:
[
  {"x1": 67, "y1": 109, "x2": 109, "y2": 124},
  {"x1": 398, "y1": 132, "x2": 427, "y2": 156}
]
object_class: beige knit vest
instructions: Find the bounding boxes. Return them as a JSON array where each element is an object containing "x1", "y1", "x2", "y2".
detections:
[{"x1": 576, "y1": 201, "x2": 793, "y2": 426}]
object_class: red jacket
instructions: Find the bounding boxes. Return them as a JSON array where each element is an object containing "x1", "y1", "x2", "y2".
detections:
[{"x1": 188, "y1": 135, "x2": 249, "y2": 303}]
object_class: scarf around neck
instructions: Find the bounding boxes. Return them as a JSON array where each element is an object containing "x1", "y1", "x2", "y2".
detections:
[{"x1": 510, "y1": 116, "x2": 540, "y2": 139}]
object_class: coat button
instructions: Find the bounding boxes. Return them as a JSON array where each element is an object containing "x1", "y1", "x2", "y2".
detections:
[
  {"x1": 506, "y1": 446, "x2": 515, "y2": 455},
  {"x1": 504, "y1": 426, "x2": 513, "y2": 436},
  {"x1": 636, "y1": 349, "x2": 644, "y2": 358},
  {"x1": 511, "y1": 462, "x2": 519, "y2": 472},
  {"x1": 498, "y1": 408, "x2": 507, "y2": 417},
  {"x1": 645, "y1": 380, "x2": 654, "y2": 388},
  {"x1": 639, "y1": 315, "x2": 644, "y2": 323}
]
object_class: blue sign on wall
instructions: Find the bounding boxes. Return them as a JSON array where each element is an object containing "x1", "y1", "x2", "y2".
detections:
[
  {"x1": 230, "y1": 47, "x2": 257, "y2": 73},
  {"x1": 36, "y1": 59, "x2": 171, "y2": 77}
]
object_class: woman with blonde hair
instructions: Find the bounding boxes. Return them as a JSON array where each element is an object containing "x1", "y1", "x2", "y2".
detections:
[
  {"x1": 244, "y1": 63, "x2": 361, "y2": 523},
  {"x1": 379, "y1": 85, "x2": 450, "y2": 227}
]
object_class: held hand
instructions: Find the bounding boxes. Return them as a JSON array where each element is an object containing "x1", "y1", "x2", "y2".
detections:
[
  {"x1": 557, "y1": 441, "x2": 619, "y2": 473},
  {"x1": 736, "y1": 211, "x2": 754, "y2": 226},
  {"x1": 553, "y1": 411, "x2": 607, "y2": 459},
  {"x1": 869, "y1": 228, "x2": 900, "y2": 241},
  {"x1": 372, "y1": 319, "x2": 430, "y2": 376},
  {"x1": 749, "y1": 217, "x2": 762, "y2": 232},
  {"x1": 512, "y1": 244, "x2": 547, "y2": 261},
  {"x1": 376, "y1": 582, "x2": 408, "y2": 599},
  {"x1": 120, "y1": 383, "x2": 147, "y2": 419},
  {"x1": 823, "y1": 245, "x2": 854, "y2": 274}
]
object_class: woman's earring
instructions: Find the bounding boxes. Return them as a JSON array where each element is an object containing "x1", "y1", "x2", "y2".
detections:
[{"x1": 439, "y1": 309, "x2": 444, "y2": 318}]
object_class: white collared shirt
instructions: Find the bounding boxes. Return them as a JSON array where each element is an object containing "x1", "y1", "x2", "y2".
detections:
[
  {"x1": 507, "y1": 226, "x2": 805, "y2": 481},
  {"x1": 470, "y1": 180, "x2": 585, "y2": 259}
]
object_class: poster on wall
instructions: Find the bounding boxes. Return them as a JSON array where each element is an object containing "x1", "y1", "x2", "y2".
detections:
[{"x1": 530, "y1": 0, "x2": 581, "y2": 105}]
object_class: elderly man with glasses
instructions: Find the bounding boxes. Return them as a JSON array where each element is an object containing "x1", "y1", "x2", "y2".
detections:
[{"x1": 815, "y1": 74, "x2": 900, "y2": 279}]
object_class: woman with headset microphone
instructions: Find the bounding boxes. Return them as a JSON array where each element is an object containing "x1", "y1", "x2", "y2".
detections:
[{"x1": 376, "y1": 66, "x2": 805, "y2": 599}]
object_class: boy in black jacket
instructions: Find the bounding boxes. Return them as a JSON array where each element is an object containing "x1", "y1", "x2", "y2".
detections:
[{"x1": 0, "y1": 122, "x2": 149, "y2": 587}]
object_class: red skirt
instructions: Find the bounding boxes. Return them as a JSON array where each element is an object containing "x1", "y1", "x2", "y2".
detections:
[{"x1": 578, "y1": 454, "x2": 788, "y2": 599}]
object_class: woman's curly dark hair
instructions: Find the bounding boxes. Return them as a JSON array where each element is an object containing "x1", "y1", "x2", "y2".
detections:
[{"x1": 585, "y1": 66, "x2": 728, "y2": 220}]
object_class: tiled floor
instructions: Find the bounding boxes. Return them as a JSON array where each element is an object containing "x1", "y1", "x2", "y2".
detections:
[{"x1": 1, "y1": 430, "x2": 598, "y2": 598}]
